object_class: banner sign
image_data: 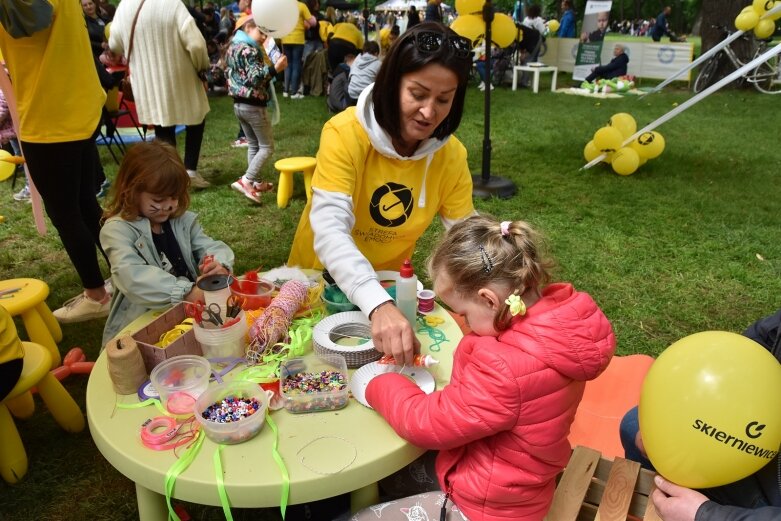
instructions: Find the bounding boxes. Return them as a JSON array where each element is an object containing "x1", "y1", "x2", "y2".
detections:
[{"x1": 573, "y1": 0, "x2": 612, "y2": 80}]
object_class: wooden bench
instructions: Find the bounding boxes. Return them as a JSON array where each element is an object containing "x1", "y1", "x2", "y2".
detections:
[{"x1": 545, "y1": 446, "x2": 663, "y2": 521}]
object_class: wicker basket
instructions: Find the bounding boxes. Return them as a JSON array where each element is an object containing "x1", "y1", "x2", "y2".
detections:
[{"x1": 312, "y1": 311, "x2": 381, "y2": 368}]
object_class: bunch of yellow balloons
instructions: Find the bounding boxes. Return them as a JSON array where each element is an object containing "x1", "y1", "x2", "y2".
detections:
[
  {"x1": 734, "y1": 0, "x2": 780, "y2": 38},
  {"x1": 451, "y1": 0, "x2": 520, "y2": 48},
  {"x1": 583, "y1": 113, "x2": 665, "y2": 176}
]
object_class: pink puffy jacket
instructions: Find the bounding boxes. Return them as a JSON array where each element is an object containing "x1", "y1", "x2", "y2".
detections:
[{"x1": 366, "y1": 283, "x2": 616, "y2": 521}]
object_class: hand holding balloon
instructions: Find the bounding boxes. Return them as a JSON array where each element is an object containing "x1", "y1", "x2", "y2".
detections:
[{"x1": 651, "y1": 476, "x2": 709, "y2": 521}]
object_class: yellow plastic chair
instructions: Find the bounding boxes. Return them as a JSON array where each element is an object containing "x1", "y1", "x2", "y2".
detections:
[
  {"x1": 0, "y1": 341, "x2": 85, "y2": 483},
  {"x1": 0, "y1": 278, "x2": 62, "y2": 367},
  {"x1": 274, "y1": 156, "x2": 317, "y2": 208}
]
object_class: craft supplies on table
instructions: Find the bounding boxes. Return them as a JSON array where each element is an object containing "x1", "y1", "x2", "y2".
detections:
[
  {"x1": 247, "y1": 280, "x2": 309, "y2": 365},
  {"x1": 395, "y1": 259, "x2": 418, "y2": 329},
  {"x1": 312, "y1": 311, "x2": 380, "y2": 368},
  {"x1": 149, "y1": 355, "x2": 211, "y2": 415},
  {"x1": 231, "y1": 277, "x2": 275, "y2": 310},
  {"x1": 417, "y1": 289, "x2": 436, "y2": 314},
  {"x1": 280, "y1": 354, "x2": 349, "y2": 413},
  {"x1": 193, "y1": 310, "x2": 248, "y2": 359},
  {"x1": 321, "y1": 283, "x2": 359, "y2": 314},
  {"x1": 132, "y1": 303, "x2": 203, "y2": 372},
  {"x1": 194, "y1": 381, "x2": 273, "y2": 444},
  {"x1": 378, "y1": 354, "x2": 439, "y2": 368},
  {"x1": 350, "y1": 361, "x2": 436, "y2": 409},
  {"x1": 197, "y1": 273, "x2": 233, "y2": 316},
  {"x1": 106, "y1": 335, "x2": 148, "y2": 395}
]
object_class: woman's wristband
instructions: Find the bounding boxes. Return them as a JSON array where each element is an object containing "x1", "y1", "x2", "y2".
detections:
[{"x1": 369, "y1": 300, "x2": 395, "y2": 320}]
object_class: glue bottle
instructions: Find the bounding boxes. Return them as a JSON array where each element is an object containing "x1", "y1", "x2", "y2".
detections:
[{"x1": 395, "y1": 259, "x2": 418, "y2": 329}]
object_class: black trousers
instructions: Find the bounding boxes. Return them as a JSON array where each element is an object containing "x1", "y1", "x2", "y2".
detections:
[
  {"x1": 21, "y1": 133, "x2": 106, "y2": 290},
  {"x1": 155, "y1": 119, "x2": 206, "y2": 171}
]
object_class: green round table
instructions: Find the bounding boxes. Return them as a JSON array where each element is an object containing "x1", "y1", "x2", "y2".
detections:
[{"x1": 87, "y1": 305, "x2": 460, "y2": 520}]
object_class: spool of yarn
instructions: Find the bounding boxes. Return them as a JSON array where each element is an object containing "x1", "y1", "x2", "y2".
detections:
[
  {"x1": 246, "y1": 280, "x2": 308, "y2": 365},
  {"x1": 197, "y1": 274, "x2": 233, "y2": 319},
  {"x1": 106, "y1": 335, "x2": 148, "y2": 395}
]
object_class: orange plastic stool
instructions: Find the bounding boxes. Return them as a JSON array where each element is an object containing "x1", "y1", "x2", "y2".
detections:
[
  {"x1": 274, "y1": 156, "x2": 316, "y2": 208},
  {"x1": 568, "y1": 354, "x2": 655, "y2": 460},
  {"x1": 0, "y1": 278, "x2": 63, "y2": 367},
  {"x1": 0, "y1": 341, "x2": 85, "y2": 483}
]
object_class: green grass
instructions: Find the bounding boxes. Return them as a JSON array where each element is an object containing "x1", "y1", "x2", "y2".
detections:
[{"x1": 2, "y1": 81, "x2": 781, "y2": 519}]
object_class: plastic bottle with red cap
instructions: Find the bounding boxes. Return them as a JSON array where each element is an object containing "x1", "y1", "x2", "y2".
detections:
[{"x1": 395, "y1": 259, "x2": 418, "y2": 329}]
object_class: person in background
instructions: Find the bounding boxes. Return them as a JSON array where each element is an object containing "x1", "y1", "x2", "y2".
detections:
[
  {"x1": 407, "y1": 5, "x2": 420, "y2": 29},
  {"x1": 350, "y1": 215, "x2": 616, "y2": 520},
  {"x1": 0, "y1": 0, "x2": 113, "y2": 323},
  {"x1": 378, "y1": 24, "x2": 399, "y2": 56},
  {"x1": 0, "y1": 307, "x2": 24, "y2": 403},
  {"x1": 100, "y1": 141, "x2": 233, "y2": 345},
  {"x1": 558, "y1": 0, "x2": 576, "y2": 38},
  {"x1": 327, "y1": 52, "x2": 356, "y2": 113},
  {"x1": 474, "y1": 39, "x2": 497, "y2": 91},
  {"x1": 226, "y1": 14, "x2": 288, "y2": 203},
  {"x1": 216, "y1": 7, "x2": 235, "y2": 44},
  {"x1": 584, "y1": 43, "x2": 628, "y2": 82},
  {"x1": 522, "y1": 3, "x2": 546, "y2": 38},
  {"x1": 650, "y1": 6, "x2": 672, "y2": 42},
  {"x1": 302, "y1": 0, "x2": 324, "y2": 68},
  {"x1": 288, "y1": 23, "x2": 476, "y2": 365},
  {"x1": 82, "y1": 0, "x2": 108, "y2": 59},
  {"x1": 109, "y1": 0, "x2": 212, "y2": 189},
  {"x1": 281, "y1": 0, "x2": 316, "y2": 98},
  {"x1": 620, "y1": 308, "x2": 781, "y2": 521},
  {"x1": 425, "y1": 0, "x2": 443, "y2": 23},
  {"x1": 326, "y1": 20, "x2": 364, "y2": 71},
  {"x1": 347, "y1": 41, "x2": 380, "y2": 104}
]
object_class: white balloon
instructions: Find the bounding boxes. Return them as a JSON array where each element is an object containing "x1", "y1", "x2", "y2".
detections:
[{"x1": 252, "y1": 0, "x2": 298, "y2": 38}]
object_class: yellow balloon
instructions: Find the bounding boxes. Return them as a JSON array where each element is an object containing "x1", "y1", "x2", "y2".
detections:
[
  {"x1": 0, "y1": 150, "x2": 16, "y2": 181},
  {"x1": 583, "y1": 140, "x2": 600, "y2": 162},
  {"x1": 611, "y1": 147, "x2": 640, "y2": 175},
  {"x1": 547, "y1": 19, "x2": 560, "y2": 33},
  {"x1": 735, "y1": 10, "x2": 759, "y2": 31},
  {"x1": 492, "y1": 13, "x2": 518, "y2": 48},
  {"x1": 451, "y1": 15, "x2": 484, "y2": 45},
  {"x1": 630, "y1": 131, "x2": 665, "y2": 159},
  {"x1": 104, "y1": 21, "x2": 111, "y2": 41},
  {"x1": 754, "y1": 18, "x2": 776, "y2": 38},
  {"x1": 639, "y1": 331, "x2": 781, "y2": 488},
  {"x1": 752, "y1": 0, "x2": 775, "y2": 15},
  {"x1": 593, "y1": 126, "x2": 623, "y2": 154},
  {"x1": 608, "y1": 112, "x2": 637, "y2": 139},
  {"x1": 455, "y1": 0, "x2": 484, "y2": 15}
]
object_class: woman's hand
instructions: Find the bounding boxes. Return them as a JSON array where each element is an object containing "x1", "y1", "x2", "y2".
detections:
[
  {"x1": 651, "y1": 476, "x2": 709, "y2": 521},
  {"x1": 371, "y1": 302, "x2": 420, "y2": 365}
]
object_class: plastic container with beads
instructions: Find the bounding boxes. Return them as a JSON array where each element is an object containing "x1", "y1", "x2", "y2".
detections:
[
  {"x1": 280, "y1": 354, "x2": 349, "y2": 413},
  {"x1": 193, "y1": 381, "x2": 273, "y2": 444}
]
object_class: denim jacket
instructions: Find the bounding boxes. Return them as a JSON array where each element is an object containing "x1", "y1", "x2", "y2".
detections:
[{"x1": 100, "y1": 212, "x2": 234, "y2": 346}]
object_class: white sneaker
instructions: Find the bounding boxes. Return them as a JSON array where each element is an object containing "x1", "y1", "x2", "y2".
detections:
[
  {"x1": 283, "y1": 92, "x2": 289, "y2": 98},
  {"x1": 13, "y1": 186, "x2": 31, "y2": 202},
  {"x1": 53, "y1": 292, "x2": 110, "y2": 324},
  {"x1": 231, "y1": 137, "x2": 249, "y2": 148},
  {"x1": 291, "y1": 93, "x2": 305, "y2": 99},
  {"x1": 477, "y1": 81, "x2": 485, "y2": 91}
]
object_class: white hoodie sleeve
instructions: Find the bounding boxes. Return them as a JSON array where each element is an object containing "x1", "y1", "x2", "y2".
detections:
[{"x1": 310, "y1": 187, "x2": 392, "y2": 317}]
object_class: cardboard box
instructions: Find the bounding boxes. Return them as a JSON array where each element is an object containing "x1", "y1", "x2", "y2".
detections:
[{"x1": 132, "y1": 303, "x2": 203, "y2": 373}]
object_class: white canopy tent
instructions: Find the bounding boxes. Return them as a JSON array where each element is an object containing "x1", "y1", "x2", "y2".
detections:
[{"x1": 374, "y1": 0, "x2": 450, "y2": 12}]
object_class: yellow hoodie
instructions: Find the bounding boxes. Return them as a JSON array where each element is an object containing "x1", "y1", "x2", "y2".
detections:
[{"x1": 0, "y1": 307, "x2": 24, "y2": 366}]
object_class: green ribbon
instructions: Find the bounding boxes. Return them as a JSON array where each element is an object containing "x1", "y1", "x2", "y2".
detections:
[
  {"x1": 213, "y1": 444, "x2": 233, "y2": 521},
  {"x1": 265, "y1": 413, "x2": 289, "y2": 520},
  {"x1": 116, "y1": 397, "x2": 177, "y2": 417},
  {"x1": 164, "y1": 429, "x2": 205, "y2": 521},
  {"x1": 416, "y1": 318, "x2": 449, "y2": 352}
]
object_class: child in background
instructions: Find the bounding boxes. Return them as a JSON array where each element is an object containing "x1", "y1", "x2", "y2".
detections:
[
  {"x1": 99, "y1": 141, "x2": 234, "y2": 346},
  {"x1": 226, "y1": 14, "x2": 288, "y2": 204},
  {"x1": 346, "y1": 41, "x2": 380, "y2": 105},
  {"x1": 359, "y1": 215, "x2": 616, "y2": 521}
]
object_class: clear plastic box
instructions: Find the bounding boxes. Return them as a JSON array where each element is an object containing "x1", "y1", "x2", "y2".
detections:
[
  {"x1": 149, "y1": 355, "x2": 211, "y2": 415},
  {"x1": 280, "y1": 354, "x2": 349, "y2": 413},
  {"x1": 193, "y1": 381, "x2": 272, "y2": 444}
]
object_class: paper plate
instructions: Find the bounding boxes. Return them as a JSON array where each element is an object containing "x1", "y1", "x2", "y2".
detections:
[
  {"x1": 349, "y1": 361, "x2": 436, "y2": 408},
  {"x1": 375, "y1": 270, "x2": 424, "y2": 292},
  {"x1": 313, "y1": 311, "x2": 381, "y2": 368}
]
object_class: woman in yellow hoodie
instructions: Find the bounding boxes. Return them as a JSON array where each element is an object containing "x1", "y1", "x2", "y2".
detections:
[{"x1": 288, "y1": 22, "x2": 475, "y2": 367}]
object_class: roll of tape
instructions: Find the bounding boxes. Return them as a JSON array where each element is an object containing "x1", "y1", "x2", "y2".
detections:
[
  {"x1": 138, "y1": 379, "x2": 159, "y2": 401},
  {"x1": 140, "y1": 417, "x2": 178, "y2": 450}
]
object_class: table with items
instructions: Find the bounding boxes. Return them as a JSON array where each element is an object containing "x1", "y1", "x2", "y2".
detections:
[{"x1": 86, "y1": 272, "x2": 462, "y2": 521}]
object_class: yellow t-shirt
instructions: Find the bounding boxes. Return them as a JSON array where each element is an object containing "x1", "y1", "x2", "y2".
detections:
[
  {"x1": 0, "y1": 0, "x2": 105, "y2": 143},
  {"x1": 281, "y1": 2, "x2": 313, "y2": 45},
  {"x1": 287, "y1": 107, "x2": 475, "y2": 270},
  {"x1": 0, "y1": 307, "x2": 23, "y2": 366},
  {"x1": 330, "y1": 22, "x2": 364, "y2": 49}
]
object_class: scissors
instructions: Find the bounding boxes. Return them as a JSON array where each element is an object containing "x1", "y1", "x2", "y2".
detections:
[
  {"x1": 226, "y1": 295, "x2": 244, "y2": 318},
  {"x1": 184, "y1": 301, "x2": 222, "y2": 326}
]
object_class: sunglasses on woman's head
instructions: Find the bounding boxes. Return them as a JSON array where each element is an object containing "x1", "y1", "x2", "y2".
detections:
[{"x1": 410, "y1": 30, "x2": 472, "y2": 59}]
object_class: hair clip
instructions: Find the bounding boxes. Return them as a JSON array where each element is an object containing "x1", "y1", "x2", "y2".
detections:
[
  {"x1": 479, "y1": 245, "x2": 493, "y2": 273},
  {"x1": 500, "y1": 221, "x2": 511, "y2": 236},
  {"x1": 505, "y1": 294, "x2": 526, "y2": 317}
]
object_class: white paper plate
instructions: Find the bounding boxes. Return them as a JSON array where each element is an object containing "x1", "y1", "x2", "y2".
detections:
[
  {"x1": 376, "y1": 270, "x2": 424, "y2": 292},
  {"x1": 312, "y1": 311, "x2": 381, "y2": 368},
  {"x1": 349, "y1": 361, "x2": 436, "y2": 408}
]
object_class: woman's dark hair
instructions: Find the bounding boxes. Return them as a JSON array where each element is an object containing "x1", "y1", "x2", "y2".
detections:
[
  {"x1": 372, "y1": 22, "x2": 471, "y2": 141},
  {"x1": 526, "y1": 4, "x2": 541, "y2": 18}
]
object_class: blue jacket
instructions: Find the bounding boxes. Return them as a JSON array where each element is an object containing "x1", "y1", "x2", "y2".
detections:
[
  {"x1": 100, "y1": 212, "x2": 234, "y2": 345},
  {"x1": 593, "y1": 52, "x2": 629, "y2": 79},
  {"x1": 650, "y1": 12, "x2": 669, "y2": 41},
  {"x1": 559, "y1": 9, "x2": 576, "y2": 38}
]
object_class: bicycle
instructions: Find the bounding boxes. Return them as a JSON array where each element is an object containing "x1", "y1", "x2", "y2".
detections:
[{"x1": 693, "y1": 26, "x2": 781, "y2": 94}]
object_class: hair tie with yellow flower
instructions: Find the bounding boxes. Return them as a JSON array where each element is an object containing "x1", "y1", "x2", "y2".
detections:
[{"x1": 505, "y1": 293, "x2": 526, "y2": 317}]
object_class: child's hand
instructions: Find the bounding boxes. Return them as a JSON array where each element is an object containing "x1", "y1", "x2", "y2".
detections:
[
  {"x1": 198, "y1": 255, "x2": 229, "y2": 277},
  {"x1": 275, "y1": 55, "x2": 288, "y2": 73}
]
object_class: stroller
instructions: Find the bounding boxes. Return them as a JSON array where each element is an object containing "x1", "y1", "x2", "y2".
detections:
[{"x1": 490, "y1": 24, "x2": 546, "y2": 87}]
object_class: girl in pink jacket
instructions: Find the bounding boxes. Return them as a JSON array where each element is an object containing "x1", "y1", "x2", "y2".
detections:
[{"x1": 359, "y1": 215, "x2": 616, "y2": 521}]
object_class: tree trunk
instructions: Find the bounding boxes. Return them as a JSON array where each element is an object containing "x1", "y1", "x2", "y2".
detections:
[{"x1": 699, "y1": 0, "x2": 755, "y2": 86}]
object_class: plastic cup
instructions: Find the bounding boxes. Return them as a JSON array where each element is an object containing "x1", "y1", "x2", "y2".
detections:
[
  {"x1": 149, "y1": 355, "x2": 211, "y2": 415},
  {"x1": 193, "y1": 311, "x2": 248, "y2": 359}
]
